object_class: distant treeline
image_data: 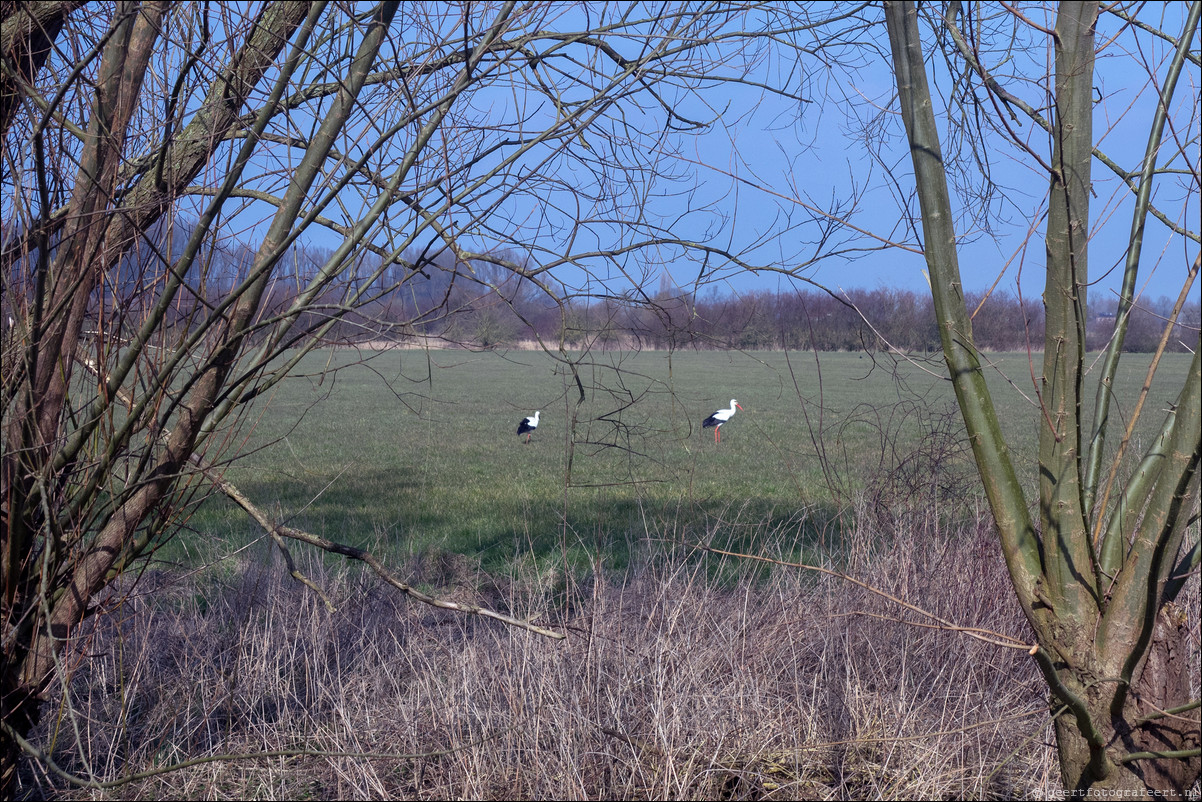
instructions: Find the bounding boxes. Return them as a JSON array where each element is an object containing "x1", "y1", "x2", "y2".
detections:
[
  {"x1": 297, "y1": 246, "x2": 1199, "y2": 354},
  {"x1": 13, "y1": 218, "x2": 1194, "y2": 354},
  {"x1": 402, "y1": 281, "x2": 1197, "y2": 354}
]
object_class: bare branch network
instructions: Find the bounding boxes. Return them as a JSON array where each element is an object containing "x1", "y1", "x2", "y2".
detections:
[{"x1": 1, "y1": 1, "x2": 1198, "y2": 797}]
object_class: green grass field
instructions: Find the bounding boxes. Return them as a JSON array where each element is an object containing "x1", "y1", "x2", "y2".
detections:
[{"x1": 179, "y1": 348, "x2": 1192, "y2": 574}]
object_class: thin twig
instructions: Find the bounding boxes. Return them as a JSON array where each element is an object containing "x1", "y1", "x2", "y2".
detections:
[
  {"x1": 209, "y1": 469, "x2": 566, "y2": 640},
  {"x1": 2, "y1": 718, "x2": 516, "y2": 790},
  {"x1": 699, "y1": 544, "x2": 1034, "y2": 651}
]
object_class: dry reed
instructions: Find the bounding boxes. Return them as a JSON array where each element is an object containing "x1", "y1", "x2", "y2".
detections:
[{"x1": 21, "y1": 500, "x2": 1183, "y2": 800}]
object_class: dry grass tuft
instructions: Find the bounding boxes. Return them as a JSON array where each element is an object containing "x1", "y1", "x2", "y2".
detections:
[{"x1": 19, "y1": 505, "x2": 1113, "y2": 799}]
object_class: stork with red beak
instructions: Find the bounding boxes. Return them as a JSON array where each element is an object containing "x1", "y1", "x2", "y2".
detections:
[{"x1": 702, "y1": 399, "x2": 743, "y2": 443}]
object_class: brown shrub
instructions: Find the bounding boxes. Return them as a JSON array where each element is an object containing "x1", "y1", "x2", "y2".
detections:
[{"x1": 18, "y1": 505, "x2": 1137, "y2": 799}]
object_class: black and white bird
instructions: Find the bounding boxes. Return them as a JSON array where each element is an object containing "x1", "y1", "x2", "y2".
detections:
[
  {"x1": 702, "y1": 399, "x2": 743, "y2": 444},
  {"x1": 516, "y1": 410, "x2": 540, "y2": 443}
]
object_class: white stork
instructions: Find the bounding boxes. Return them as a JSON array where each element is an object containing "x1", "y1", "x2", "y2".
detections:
[
  {"x1": 516, "y1": 410, "x2": 540, "y2": 443},
  {"x1": 702, "y1": 399, "x2": 743, "y2": 444}
]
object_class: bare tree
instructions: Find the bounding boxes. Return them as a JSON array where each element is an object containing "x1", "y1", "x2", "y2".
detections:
[
  {"x1": 885, "y1": 0, "x2": 1199, "y2": 794},
  {"x1": 0, "y1": 1, "x2": 874, "y2": 791},
  {"x1": 8, "y1": 1, "x2": 1194, "y2": 795}
]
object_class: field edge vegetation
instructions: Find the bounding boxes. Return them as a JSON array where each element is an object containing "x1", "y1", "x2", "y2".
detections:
[{"x1": 20, "y1": 497, "x2": 1121, "y2": 800}]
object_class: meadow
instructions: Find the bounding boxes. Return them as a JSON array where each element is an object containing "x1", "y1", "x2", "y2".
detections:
[
  {"x1": 25, "y1": 348, "x2": 1198, "y2": 800},
  {"x1": 182, "y1": 347, "x2": 1190, "y2": 576}
]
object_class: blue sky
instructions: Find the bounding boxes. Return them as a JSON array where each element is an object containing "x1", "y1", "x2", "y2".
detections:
[
  {"x1": 283, "y1": 3, "x2": 1198, "y2": 309},
  {"x1": 646, "y1": 4, "x2": 1200, "y2": 306},
  {"x1": 3, "y1": 3, "x2": 1193, "y2": 311}
]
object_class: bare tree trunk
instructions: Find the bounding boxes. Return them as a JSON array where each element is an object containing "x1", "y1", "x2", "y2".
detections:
[
  {"x1": 1125, "y1": 606, "x2": 1201, "y2": 791},
  {"x1": 0, "y1": 3, "x2": 312, "y2": 793},
  {"x1": 1052, "y1": 603, "x2": 1200, "y2": 793},
  {"x1": 885, "y1": 0, "x2": 1201, "y2": 794}
]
